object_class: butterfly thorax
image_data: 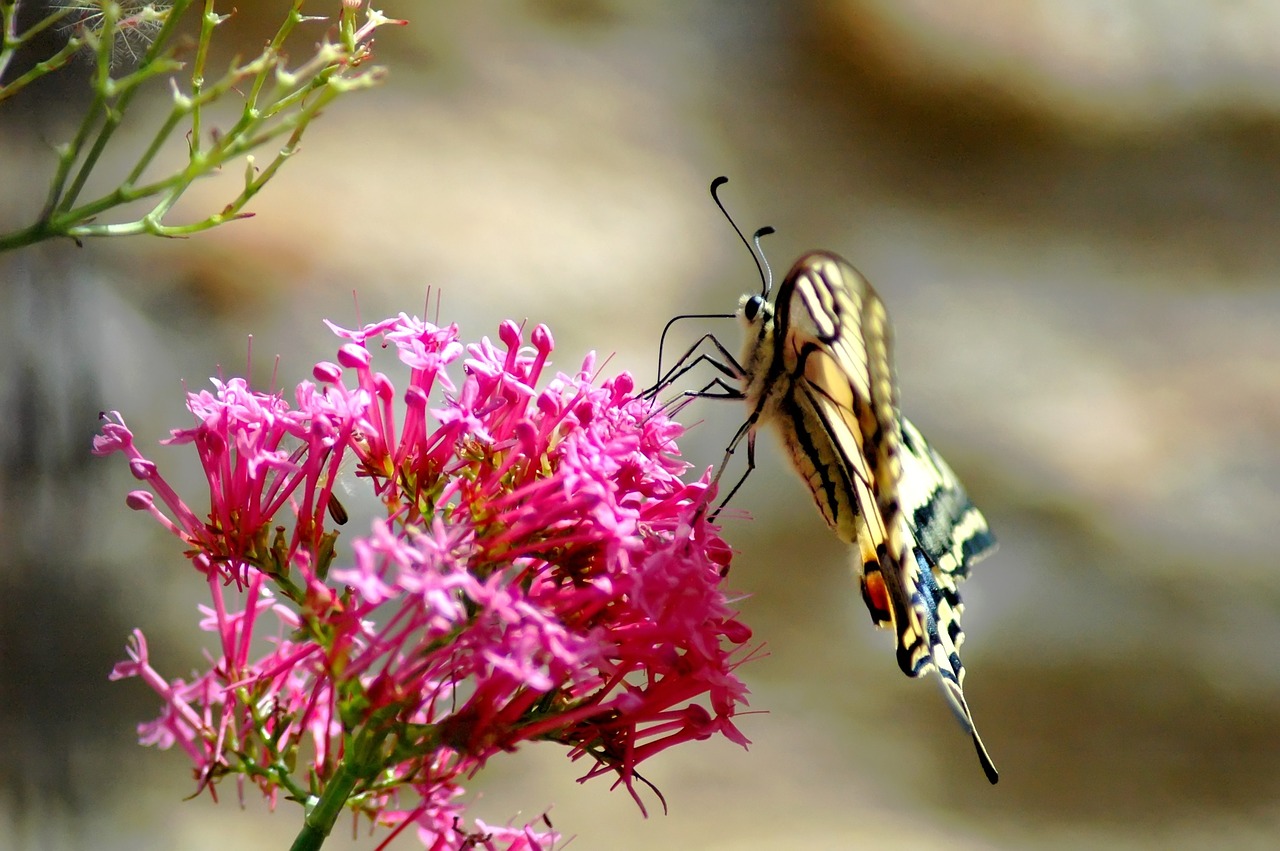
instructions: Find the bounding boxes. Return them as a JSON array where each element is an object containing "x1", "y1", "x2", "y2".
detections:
[{"x1": 736, "y1": 293, "x2": 785, "y2": 419}]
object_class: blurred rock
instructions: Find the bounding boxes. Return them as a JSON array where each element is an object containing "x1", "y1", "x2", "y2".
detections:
[{"x1": 820, "y1": 0, "x2": 1280, "y2": 131}]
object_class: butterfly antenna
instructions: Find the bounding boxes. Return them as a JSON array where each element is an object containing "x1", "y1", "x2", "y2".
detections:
[
  {"x1": 752, "y1": 225, "x2": 775, "y2": 299},
  {"x1": 710, "y1": 176, "x2": 773, "y2": 299}
]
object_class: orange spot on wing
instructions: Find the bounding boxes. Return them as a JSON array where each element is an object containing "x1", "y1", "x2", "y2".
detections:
[{"x1": 860, "y1": 570, "x2": 890, "y2": 625}]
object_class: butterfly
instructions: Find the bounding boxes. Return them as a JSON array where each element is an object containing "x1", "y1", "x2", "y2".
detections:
[{"x1": 723, "y1": 242, "x2": 1000, "y2": 783}]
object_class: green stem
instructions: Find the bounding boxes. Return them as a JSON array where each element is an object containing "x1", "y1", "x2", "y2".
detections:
[
  {"x1": 234, "y1": 686, "x2": 312, "y2": 803},
  {"x1": 0, "y1": 18, "x2": 82, "y2": 104},
  {"x1": 0, "y1": 2, "x2": 13, "y2": 84},
  {"x1": 42, "y1": 77, "x2": 107, "y2": 221},
  {"x1": 0, "y1": 3, "x2": 77, "y2": 88},
  {"x1": 121, "y1": 100, "x2": 187, "y2": 187},
  {"x1": 0, "y1": 40, "x2": 78, "y2": 102},
  {"x1": 56, "y1": 0, "x2": 196, "y2": 214},
  {"x1": 0, "y1": 1, "x2": 394, "y2": 253},
  {"x1": 247, "y1": 1, "x2": 307, "y2": 113},
  {"x1": 0, "y1": 219, "x2": 55, "y2": 253},
  {"x1": 57, "y1": 5, "x2": 132, "y2": 214},
  {"x1": 188, "y1": 0, "x2": 219, "y2": 152},
  {"x1": 7, "y1": 3, "x2": 76, "y2": 44},
  {"x1": 288, "y1": 716, "x2": 394, "y2": 851}
]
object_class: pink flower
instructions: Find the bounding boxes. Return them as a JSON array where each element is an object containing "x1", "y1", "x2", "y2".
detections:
[{"x1": 98, "y1": 316, "x2": 754, "y2": 850}]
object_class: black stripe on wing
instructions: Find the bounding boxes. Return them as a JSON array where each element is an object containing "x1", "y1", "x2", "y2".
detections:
[
  {"x1": 775, "y1": 387, "x2": 861, "y2": 535},
  {"x1": 899, "y1": 417, "x2": 996, "y2": 580}
]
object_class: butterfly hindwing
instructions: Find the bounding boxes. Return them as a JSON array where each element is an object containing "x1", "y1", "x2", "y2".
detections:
[
  {"x1": 738, "y1": 249, "x2": 998, "y2": 783},
  {"x1": 899, "y1": 416, "x2": 998, "y2": 657}
]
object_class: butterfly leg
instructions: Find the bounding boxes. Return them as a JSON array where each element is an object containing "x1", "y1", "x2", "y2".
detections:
[
  {"x1": 644, "y1": 332, "x2": 745, "y2": 400},
  {"x1": 707, "y1": 416, "x2": 757, "y2": 521},
  {"x1": 659, "y1": 375, "x2": 743, "y2": 420}
]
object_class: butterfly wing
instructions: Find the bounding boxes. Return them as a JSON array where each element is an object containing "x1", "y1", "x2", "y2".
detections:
[
  {"x1": 766, "y1": 251, "x2": 999, "y2": 783},
  {"x1": 899, "y1": 416, "x2": 997, "y2": 582},
  {"x1": 898, "y1": 415, "x2": 997, "y2": 653}
]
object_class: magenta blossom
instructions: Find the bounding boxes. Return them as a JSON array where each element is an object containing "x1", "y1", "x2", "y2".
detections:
[{"x1": 96, "y1": 315, "x2": 754, "y2": 850}]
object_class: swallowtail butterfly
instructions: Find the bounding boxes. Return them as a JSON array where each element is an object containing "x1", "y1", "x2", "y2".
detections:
[{"x1": 711, "y1": 181, "x2": 1000, "y2": 783}]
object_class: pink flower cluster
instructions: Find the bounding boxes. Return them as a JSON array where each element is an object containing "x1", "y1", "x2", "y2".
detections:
[{"x1": 95, "y1": 315, "x2": 753, "y2": 850}]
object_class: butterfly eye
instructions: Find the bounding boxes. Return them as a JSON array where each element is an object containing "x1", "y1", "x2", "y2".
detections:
[{"x1": 743, "y1": 294, "x2": 765, "y2": 322}]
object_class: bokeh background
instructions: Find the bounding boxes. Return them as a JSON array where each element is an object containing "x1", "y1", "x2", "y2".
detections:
[{"x1": 4, "y1": 1, "x2": 1280, "y2": 848}]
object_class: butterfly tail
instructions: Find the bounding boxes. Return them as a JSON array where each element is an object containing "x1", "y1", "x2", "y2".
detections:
[
  {"x1": 913, "y1": 546, "x2": 1000, "y2": 784},
  {"x1": 862, "y1": 294, "x2": 999, "y2": 781}
]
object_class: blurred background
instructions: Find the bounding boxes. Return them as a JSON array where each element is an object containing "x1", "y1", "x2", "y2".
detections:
[{"x1": 4, "y1": 1, "x2": 1280, "y2": 848}]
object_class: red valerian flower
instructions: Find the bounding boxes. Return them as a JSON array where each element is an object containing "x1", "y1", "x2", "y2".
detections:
[{"x1": 97, "y1": 315, "x2": 755, "y2": 850}]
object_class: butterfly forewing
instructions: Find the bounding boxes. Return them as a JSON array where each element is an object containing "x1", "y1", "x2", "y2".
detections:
[{"x1": 737, "y1": 250, "x2": 999, "y2": 784}]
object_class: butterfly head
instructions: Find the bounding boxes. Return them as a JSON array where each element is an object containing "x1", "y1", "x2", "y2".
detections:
[
  {"x1": 738, "y1": 292, "x2": 769, "y2": 324},
  {"x1": 737, "y1": 291, "x2": 774, "y2": 334},
  {"x1": 736, "y1": 291, "x2": 776, "y2": 404}
]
